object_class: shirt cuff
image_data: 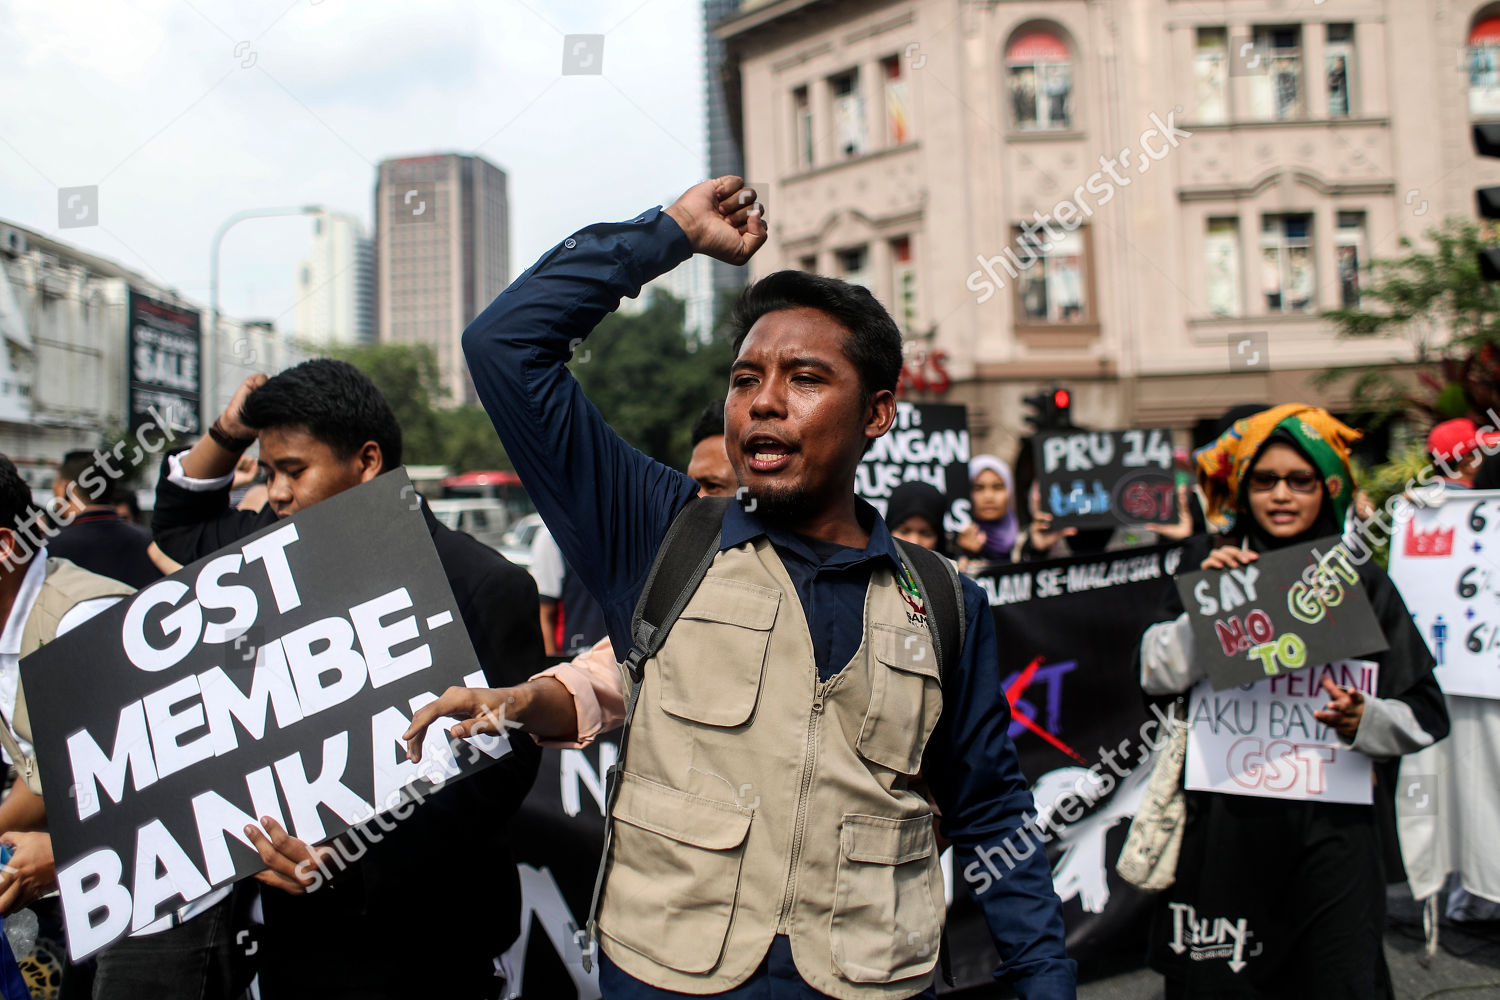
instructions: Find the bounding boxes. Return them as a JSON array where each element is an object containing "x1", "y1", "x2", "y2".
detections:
[
  {"x1": 167, "y1": 452, "x2": 235, "y2": 492},
  {"x1": 1346, "y1": 694, "x2": 1437, "y2": 758},
  {"x1": 527, "y1": 638, "x2": 624, "y2": 749}
]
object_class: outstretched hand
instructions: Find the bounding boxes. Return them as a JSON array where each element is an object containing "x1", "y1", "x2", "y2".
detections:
[
  {"x1": 665, "y1": 176, "x2": 768, "y2": 266},
  {"x1": 402, "y1": 685, "x2": 525, "y2": 763}
]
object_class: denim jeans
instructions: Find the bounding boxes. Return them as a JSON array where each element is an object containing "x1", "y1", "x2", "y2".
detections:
[
  {"x1": 90, "y1": 896, "x2": 239, "y2": 1000},
  {"x1": 599, "y1": 935, "x2": 939, "y2": 999}
]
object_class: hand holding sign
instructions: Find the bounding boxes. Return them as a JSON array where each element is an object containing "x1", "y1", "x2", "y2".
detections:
[
  {"x1": 0, "y1": 832, "x2": 55, "y2": 916},
  {"x1": 243, "y1": 816, "x2": 336, "y2": 896}
]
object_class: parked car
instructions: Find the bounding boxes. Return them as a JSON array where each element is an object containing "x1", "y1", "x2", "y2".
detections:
[
  {"x1": 498, "y1": 512, "x2": 544, "y2": 569},
  {"x1": 427, "y1": 498, "x2": 510, "y2": 551}
]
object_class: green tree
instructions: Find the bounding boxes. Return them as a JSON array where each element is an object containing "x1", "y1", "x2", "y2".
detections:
[
  {"x1": 571, "y1": 291, "x2": 735, "y2": 467},
  {"x1": 1320, "y1": 218, "x2": 1500, "y2": 425},
  {"x1": 438, "y1": 406, "x2": 513, "y2": 472},
  {"x1": 325, "y1": 343, "x2": 448, "y2": 465}
]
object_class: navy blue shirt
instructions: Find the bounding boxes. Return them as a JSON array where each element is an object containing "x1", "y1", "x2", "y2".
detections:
[{"x1": 462, "y1": 208, "x2": 1076, "y2": 999}]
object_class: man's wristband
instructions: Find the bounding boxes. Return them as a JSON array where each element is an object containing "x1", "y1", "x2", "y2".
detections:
[{"x1": 208, "y1": 418, "x2": 255, "y2": 453}]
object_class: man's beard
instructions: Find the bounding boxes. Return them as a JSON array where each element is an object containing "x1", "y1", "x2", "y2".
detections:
[{"x1": 737, "y1": 481, "x2": 810, "y2": 524}]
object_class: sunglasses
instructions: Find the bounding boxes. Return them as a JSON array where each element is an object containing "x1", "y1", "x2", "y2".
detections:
[{"x1": 1246, "y1": 471, "x2": 1321, "y2": 494}]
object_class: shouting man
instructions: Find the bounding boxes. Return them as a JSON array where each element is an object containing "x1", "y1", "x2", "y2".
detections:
[{"x1": 420, "y1": 179, "x2": 1075, "y2": 999}]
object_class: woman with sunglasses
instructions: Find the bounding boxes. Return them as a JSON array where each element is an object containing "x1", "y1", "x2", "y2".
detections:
[{"x1": 1136, "y1": 404, "x2": 1449, "y2": 999}]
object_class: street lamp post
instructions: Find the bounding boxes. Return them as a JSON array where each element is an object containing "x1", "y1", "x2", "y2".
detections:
[{"x1": 207, "y1": 205, "x2": 321, "y2": 429}]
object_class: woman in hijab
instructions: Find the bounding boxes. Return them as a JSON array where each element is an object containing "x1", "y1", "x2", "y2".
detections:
[
  {"x1": 1136, "y1": 404, "x2": 1448, "y2": 999},
  {"x1": 956, "y1": 455, "x2": 1018, "y2": 565},
  {"x1": 884, "y1": 481, "x2": 951, "y2": 554}
]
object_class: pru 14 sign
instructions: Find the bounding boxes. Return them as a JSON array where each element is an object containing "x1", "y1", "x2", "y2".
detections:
[{"x1": 1032, "y1": 428, "x2": 1177, "y2": 529}]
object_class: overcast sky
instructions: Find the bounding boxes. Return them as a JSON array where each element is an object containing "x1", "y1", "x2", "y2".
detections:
[{"x1": 0, "y1": 0, "x2": 706, "y2": 331}]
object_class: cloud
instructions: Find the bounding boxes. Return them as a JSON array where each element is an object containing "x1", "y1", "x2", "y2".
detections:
[{"x1": 0, "y1": 0, "x2": 706, "y2": 334}]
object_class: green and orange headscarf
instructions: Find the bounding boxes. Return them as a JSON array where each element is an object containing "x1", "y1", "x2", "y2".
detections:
[{"x1": 1195, "y1": 404, "x2": 1363, "y2": 534}]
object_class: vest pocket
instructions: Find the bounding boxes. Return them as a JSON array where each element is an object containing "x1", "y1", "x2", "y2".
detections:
[
  {"x1": 656, "y1": 577, "x2": 779, "y2": 727},
  {"x1": 831, "y1": 813, "x2": 941, "y2": 983},
  {"x1": 601, "y1": 772, "x2": 754, "y2": 974},
  {"x1": 857, "y1": 627, "x2": 943, "y2": 774}
]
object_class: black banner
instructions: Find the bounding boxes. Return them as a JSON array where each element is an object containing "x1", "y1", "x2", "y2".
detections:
[
  {"x1": 1032, "y1": 428, "x2": 1176, "y2": 529},
  {"x1": 22, "y1": 472, "x2": 506, "y2": 959},
  {"x1": 856, "y1": 401, "x2": 971, "y2": 533},
  {"x1": 1175, "y1": 536, "x2": 1387, "y2": 690},
  {"x1": 943, "y1": 543, "x2": 1187, "y2": 986},
  {"x1": 126, "y1": 291, "x2": 201, "y2": 436}
]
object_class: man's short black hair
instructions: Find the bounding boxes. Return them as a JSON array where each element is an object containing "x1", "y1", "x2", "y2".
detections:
[
  {"x1": 726, "y1": 271, "x2": 904, "y2": 405},
  {"x1": 240, "y1": 359, "x2": 403, "y2": 470},
  {"x1": 690, "y1": 399, "x2": 725, "y2": 448},
  {"x1": 57, "y1": 450, "x2": 116, "y2": 505},
  {"x1": 0, "y1": 455, "x2": 40, "y2": 535}
]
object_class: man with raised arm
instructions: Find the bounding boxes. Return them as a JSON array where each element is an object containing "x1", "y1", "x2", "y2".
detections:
[{"x1": 417, "y1": 178, "x2": 1076, "y2": 999}]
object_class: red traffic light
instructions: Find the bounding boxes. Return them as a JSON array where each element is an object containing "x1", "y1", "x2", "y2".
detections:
[{"x1": 1053, "y1": 389, "x2": 1070, "y2": 409}]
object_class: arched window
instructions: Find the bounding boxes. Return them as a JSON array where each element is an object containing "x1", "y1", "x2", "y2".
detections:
[
  {"x1": 1470, "y1": 15, "x2": 1500, "y2": 117},
  {"x1": 1007, "y1": 29, "x2": 1072, "y2": 130}
]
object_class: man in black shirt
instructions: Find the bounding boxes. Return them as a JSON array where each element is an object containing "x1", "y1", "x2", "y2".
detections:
[
  {"x1": 151, "y1": 359, "x2": 545, "y2": 999},
  {"x1": 48, "y1": 451, "x2": 160, "y2": 587}
]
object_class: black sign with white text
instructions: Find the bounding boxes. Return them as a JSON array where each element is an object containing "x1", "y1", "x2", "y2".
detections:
[
  {"x1": 21, "y1": 471, "x2": 509, "y2": 959},
  {"x1": 1175, "y1": 536, "x2": 1388, "y2": 690},
  {"x1": 856, "y1": 401, "x2": 971, "y2": 533},
  {"x1": 127, "y1": 290, "x2": 201, "y2": 436},
  {"x1": 1032, "y1": 428, "x2": 1177, "y2": 529}
]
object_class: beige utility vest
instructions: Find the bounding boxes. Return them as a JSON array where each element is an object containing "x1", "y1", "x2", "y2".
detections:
[
  {"x1": 7, "y1": 559, "x2": 134, "y2": 795},
  {"x1": 597, "y1": 537, "x2": 947, "y2": 999}
]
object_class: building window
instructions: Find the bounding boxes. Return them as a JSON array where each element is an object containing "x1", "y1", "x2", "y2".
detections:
[
  {"x1": 1195, "y1": 28, "x2": 1229, "y2": 123},
  {"x1": 1205, "y1": 218, "x2": 1241, "y2": 317},
  {"x1": 1247, "y1": 27, "x2": 1305, "y2": 121},
  {"x1": 1007, "y1": 30, "x2": 1073, "y2": 131},
  {"x1": 1014, "y1": 228, "x2": 1087, "y2": 324},
  {"x1": 1470, "y1": 17, "x2": 1500, "y2": 117},
  {"x1": 793, "y1": 86, "x2": 813, "y2": 169},
  {"x1": 1326, "y1": 24, "x2": 1355, "y2": 117},
  {"x1": 798, "y1": 255, "x2": 817, "y2": 272},
  {"x1": 883, "y1": 56, "x2": 912, "y2": 145},
  {"x1": 1260, "y1": 214, "x2": 1315, "y2": 314},
  {"x1": 1335, "y1": 212, "x2": 1366, "y2": 309},
  {"x1": 837, "y1": 246, "x2": 871, "y2": 289},
  {"x1": 830, "y1": 69, "x2": 867, "y2": 159},
  {"x1": 890, "y1": 237, "x2": 917, "y2": 330}
]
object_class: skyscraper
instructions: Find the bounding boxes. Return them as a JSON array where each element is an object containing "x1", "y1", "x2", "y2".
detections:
[
  {"x1": 374, "y1": 153, "x2": 509, "y2": 404},
  {"x1": 295, "y1": 210, "x2": 373, "y2": 346},
  {"x1": 703, "y1": 0, "x2": 745, "y2": 312}
]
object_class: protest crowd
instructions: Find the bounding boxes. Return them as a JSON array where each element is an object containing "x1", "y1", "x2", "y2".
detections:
[{"x1": 0, "y1": 177, "x2": 1491, "y2": 1000}]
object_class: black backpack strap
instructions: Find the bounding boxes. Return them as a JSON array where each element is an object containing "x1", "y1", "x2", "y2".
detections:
[
  {"x1": 893, "y1": 539, "x2": 966, "y2": 680},
  {"x1": 579, "y1": 495, "x2": 729, "y2": 971},
  {"x1": 622, "y1": 496, "x2": 732, "y2": 682},
  {"x1": 893, "y1": 540, "x2": 966, "y2": 988}
]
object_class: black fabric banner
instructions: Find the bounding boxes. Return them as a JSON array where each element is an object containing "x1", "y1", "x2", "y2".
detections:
[
  {"x1": 22, "y1": 471, "x2": 504, "y2": 959},
  {"x1": 943, "y1": 543, "x2": 1188, "y2": 987}
]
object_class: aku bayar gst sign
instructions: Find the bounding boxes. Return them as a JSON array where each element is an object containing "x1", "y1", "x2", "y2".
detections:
[
  {"x1": 1175, "y1": 537, "x2": 1387, "y2": 690},
  {"x1": 21, "y1": 472, "x2": 508, "y2": 959}
]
